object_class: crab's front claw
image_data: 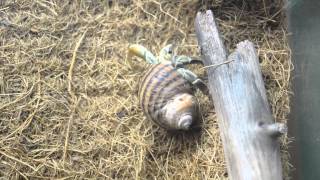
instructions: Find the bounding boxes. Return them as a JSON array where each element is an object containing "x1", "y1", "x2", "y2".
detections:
[
  {"x1": 128, "y1": 44, "x2": 158, "y2": 64},
  {"x1": 128, "y1": 44, "x2": 146, "y2": 59}
]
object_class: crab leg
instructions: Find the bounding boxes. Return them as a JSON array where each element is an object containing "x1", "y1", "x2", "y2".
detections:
[
  {"x1": 172, "y1": 55, "x2": 203, "y2": 68},
  {"x1": 176, "y1": 68, "x2": 206, "y2": 91}
]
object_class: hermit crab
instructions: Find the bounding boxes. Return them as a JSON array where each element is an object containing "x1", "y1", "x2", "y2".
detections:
[{"x1": 128, "y1": 44, "x2": 206, "y2": 131}]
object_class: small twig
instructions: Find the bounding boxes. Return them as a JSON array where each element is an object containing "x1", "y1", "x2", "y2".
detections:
[
  {"x1": 201, "y1": 59, "x2": 234, "y2": 69},
  {"x1": 259, "y1": 122, "x2": 287, "y2": 137}
]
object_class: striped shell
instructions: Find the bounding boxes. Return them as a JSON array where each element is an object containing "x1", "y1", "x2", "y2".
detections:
[{"x1": 138, "y1": 62, "x2": 199, "y2": 130}]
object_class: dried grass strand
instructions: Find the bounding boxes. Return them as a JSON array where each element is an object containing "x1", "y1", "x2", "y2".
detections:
[
  {"x1": 0, "y1": 150, "x2": 37, "y2": 172},
  {"x1": 68, "y1": 30, "x2": 87, "y2": 98}
]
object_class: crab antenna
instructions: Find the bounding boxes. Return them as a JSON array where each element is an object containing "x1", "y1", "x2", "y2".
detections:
[{"x1": 128, "y1": 44, "x2": 158, "y2": 64}]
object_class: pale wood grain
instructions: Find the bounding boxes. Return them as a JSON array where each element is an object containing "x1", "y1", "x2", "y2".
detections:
[{"x1": 195, "y1": 10, "x2": 285, "y2": 180}]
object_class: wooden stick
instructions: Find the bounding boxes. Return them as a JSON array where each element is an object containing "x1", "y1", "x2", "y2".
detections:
[{"x1": 194, "y1": 10, "x2": 285, "y2": 180}]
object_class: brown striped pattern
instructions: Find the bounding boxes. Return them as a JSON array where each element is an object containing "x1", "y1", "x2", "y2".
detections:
[{"x1": 138, "y1": 63, "x2": 193, "y2": 127}]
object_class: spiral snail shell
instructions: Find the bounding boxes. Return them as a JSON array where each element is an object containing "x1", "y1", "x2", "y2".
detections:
[
  {"x1": 138, "y1": 62, "x2": 199, "y2": 130},
  {"x1": 129, "y1": 44, "x2": 204, "y2": 131}
]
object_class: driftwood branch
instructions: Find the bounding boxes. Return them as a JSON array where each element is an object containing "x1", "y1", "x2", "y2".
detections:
[{"x1": 195, "y1": 10, "x2": 286, "y2": 180}]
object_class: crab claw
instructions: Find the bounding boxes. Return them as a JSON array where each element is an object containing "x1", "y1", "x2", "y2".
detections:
[
  {"x1": 128, "y1": 44, "x2": 147, "y2": 59},
  {"x1": 128, "y1": 44, "x2": 158, "y2": 64}
]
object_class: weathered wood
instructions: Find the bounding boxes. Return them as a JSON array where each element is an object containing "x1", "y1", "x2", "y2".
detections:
[{"x1": 194, "y1": 10, "x2": 286, "y2": 180}]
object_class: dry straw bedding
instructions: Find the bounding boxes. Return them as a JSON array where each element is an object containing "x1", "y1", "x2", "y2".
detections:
[{"x1": 0, "y1": 0, "x2": 291, "y2": 179}]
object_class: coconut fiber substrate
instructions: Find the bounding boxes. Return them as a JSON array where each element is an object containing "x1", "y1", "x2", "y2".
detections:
[{"x1": 0, "y1": 0, "x2": 291, "y2": 179}]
